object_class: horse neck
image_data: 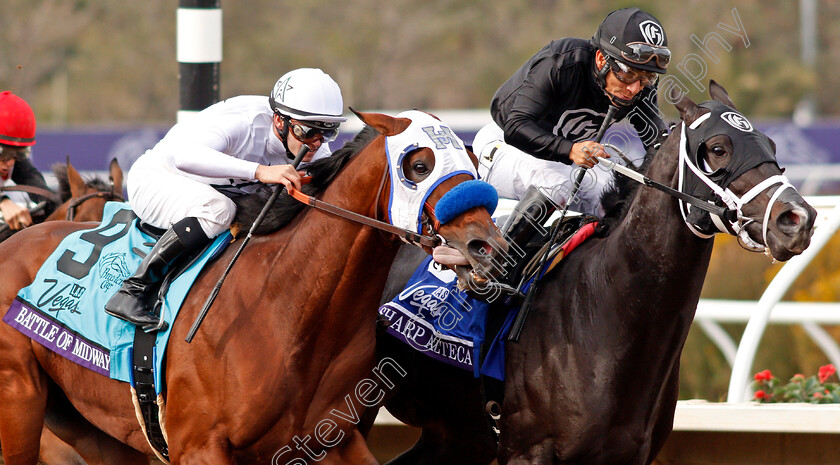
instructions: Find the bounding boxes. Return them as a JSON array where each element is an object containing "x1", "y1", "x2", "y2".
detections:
[
  {"x1": 44, "y1": 204, "x2": 68, "y2": 222},
  {"x1": 259, "y1": 138, "x2": 400, "y2": 331},
  {"x1": 615, "y1": 128, "x2": 715, "y2": 280}
]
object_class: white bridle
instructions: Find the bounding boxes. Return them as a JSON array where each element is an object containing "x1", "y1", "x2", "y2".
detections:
[{"x1": 677, "y1": 114, "x2": 795, "y2": 255}]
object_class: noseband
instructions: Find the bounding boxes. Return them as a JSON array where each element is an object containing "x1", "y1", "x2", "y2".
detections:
[
  {"x1": 677, "y1": 110, "x2": 795, "y2": 254},
  {"x1": 66, "y1": 191, "x2": 124, "y2": 221}
]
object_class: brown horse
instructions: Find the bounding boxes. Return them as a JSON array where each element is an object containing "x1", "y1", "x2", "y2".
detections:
[
  {"x1": 0, "y1": 160, "x2": 125, "y2": 463},
  {"x1": 0, "y1": 159, "x2": 122, "y2": 244},
  {"x1": 370, "y1": 82, "x2": 817, "y2": 464},
  {"x1": 0, "y1": 110, "x2": 505, "y2": 465},
  {"x1": 33, "y1": 159, "x2": 125, "y2": 465},
  {"x1": 46, "y1": 158, "x2": 124, "y2": 223}
]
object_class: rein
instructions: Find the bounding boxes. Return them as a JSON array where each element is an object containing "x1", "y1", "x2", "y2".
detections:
[
  {"x1": 65, "y1": 191, "x2": 125, "y2": 221},
  {"x1": 0, "y1": 185, "x2": 62, "y2": 204},
  {"x1": 599, "y1": 123, "x2": 792, "y2": 255},
  {"x1": 599, "y1": 145, "x2": 736, "y2": 221},
  {"x1": 287, "y1": 184, "x2": 442, "y2": 249}
]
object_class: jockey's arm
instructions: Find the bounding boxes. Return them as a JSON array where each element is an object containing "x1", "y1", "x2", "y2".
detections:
[
  {"x1": 10, "y1": 157, "x2": 54, "y2": 212},
  {"x1": 499, "y1": 59, "x2": 577, "y2": 165},
  {"x1": 168, "y1": 144, "x2": 302, "y2": 192},
  {"x1": 0, "y1": 197, "x2": 32, "y2": 229}
]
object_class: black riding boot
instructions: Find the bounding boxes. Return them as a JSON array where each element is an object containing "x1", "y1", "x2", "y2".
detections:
[
  {"x1": 501, "y1": 185, "x2": 557, "y2": 252},
  {"x1": 105, "y1": 217, "x2": 210, "y2": 326}
]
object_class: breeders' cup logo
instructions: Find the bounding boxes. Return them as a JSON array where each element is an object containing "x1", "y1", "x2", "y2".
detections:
[
  {"x1": 99, "y1": 252, "x2": 131, "y2": 291},
  {"x1": 553, "y1": 109, "x2": 606, "y2": 142},
  {"x1": 639, "y1": 20, "x2": 665, "y2": 46},
  {"x1": 721, "y1": 111, "x2": 754, "y2": 132}
]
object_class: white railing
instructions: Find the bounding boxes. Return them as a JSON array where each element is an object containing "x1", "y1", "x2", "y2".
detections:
[
  {"x1": 690, "y1": 196, "x2": 840, "y2": 402},
  {"x1": 498, "y1": 196, "x2": 840, "y2": 402}
]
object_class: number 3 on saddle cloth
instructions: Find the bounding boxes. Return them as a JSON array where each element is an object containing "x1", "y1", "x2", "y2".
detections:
[
  {"x1": 2, "y1": 202, "x2": 230, "y2": 387},
  {"x1": 378, "y1": 221, "x2": 596, "y2": 381}
]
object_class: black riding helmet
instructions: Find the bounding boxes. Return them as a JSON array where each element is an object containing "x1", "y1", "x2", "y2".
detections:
[
  {"x1": 591, "y1": 8, "x2": 670, "y2": 107},
  {"x1": 592, "y1": 7, "x2": 670, "y2": 74}
]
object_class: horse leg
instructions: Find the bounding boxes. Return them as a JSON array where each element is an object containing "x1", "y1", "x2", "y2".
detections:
[
  {"x1": 645, "y1": 362, "x2": 681, "y2": 465},
  {"x1": 326, "y1": 429, "x2": 378, "y2": 465},
  {"x1": 385, "y1": 427, "x2": 496, "y2": 465},
  {"x1": 39, "y1": 428, "x2": 86, "y2": 465},
  {"x1": 0, "y1": 356, "x2": 49, "y2": 464},
  {"x1": 43, "y1": 387, "x2": 150, "y2": 465},
  {"x1": 376, "y1": 334, "x2": 496, "y2": 465}
]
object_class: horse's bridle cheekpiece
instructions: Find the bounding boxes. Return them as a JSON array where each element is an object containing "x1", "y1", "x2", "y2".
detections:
[
  {"x1": 678, "y1": 101, "x2": 794, "y2": 253},
  {"x1": 385, "y1": 110, "x2": 481, "y2": 235}
]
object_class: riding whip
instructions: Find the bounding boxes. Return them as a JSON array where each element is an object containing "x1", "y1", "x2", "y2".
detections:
[
  {"x1": 508, "y1": 105, "x2": 617, "y2": 343},
  {"x1": 186, "y1": 144, "x2": 311, "y2": 343}
]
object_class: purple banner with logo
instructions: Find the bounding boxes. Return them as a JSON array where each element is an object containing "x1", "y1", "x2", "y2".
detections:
[
  {"x1": 30, "y1": 119, "x2": 840, "y2": 195},
  {"x1": 3, "y1": 298, "x2": 111, "y2": 376}
]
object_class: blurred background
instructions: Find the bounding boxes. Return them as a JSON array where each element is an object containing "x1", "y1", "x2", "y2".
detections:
[{"x1": 2, "y1": 0, "x2": 839, "y2": 401}]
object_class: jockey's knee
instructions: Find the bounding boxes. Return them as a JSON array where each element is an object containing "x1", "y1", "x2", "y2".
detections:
[
  {"x1": 195, "y1": 197, "x2": 235, "y2": 238},
  {"x1": 196, "y1": 216, "x2": 230, "y2": 238}
]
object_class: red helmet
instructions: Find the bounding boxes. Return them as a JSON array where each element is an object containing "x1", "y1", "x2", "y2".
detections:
[{"x1": 0, "y1": 91, "x2": 36, "y2": 147}]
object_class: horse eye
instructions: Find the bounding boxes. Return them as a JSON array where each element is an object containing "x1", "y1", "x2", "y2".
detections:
[
  {"x1": 711, "y1": 146, "x2": 726, "y2": 156},
  {"x1": 413, "y1": 162, "x2": 430, "y2": 174}
]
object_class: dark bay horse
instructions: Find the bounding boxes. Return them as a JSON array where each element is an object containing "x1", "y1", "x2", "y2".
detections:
[
  {"x1": 0, "y1": 110, "x2": 505, "y2": 465},
  {"x1": 371, "y1": 82, "x2": 817, "y2": 464}
]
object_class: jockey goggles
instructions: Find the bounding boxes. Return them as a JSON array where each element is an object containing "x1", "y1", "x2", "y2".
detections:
[
  {"x1": 0, "y1": 144, "x2": 30, "y2": 161},
  {"x1": 621, "y1": 42, "x2": 671, "y2": 69},
  {"x1": 290, "y1": 121, "x2": 339, "y2": 143},
  {"x1": 608, "y1": 57, "x2": 658, "y2": 87}
]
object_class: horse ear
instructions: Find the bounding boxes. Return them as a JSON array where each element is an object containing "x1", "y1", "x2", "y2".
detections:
[
  {"x1": 672, "y1": 87, "x2": 705, "y2": 127},
  {"x1": 66, "y1": 159, "x2": 87, "y2": 199},
  {"x1": 350, "y1": 107, "x2": 411, "y2": 136},
  {"x1": 709, "y1": 80, "x2": 737, "y2": 108},
  {"x1": 109, "y1": 158, "x2": 123, "y2": 194}
]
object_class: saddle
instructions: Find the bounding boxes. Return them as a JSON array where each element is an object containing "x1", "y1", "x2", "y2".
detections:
[
  {"x1": 499, "y1": 213, "x2": 599, "y2": 301},
  {"x1": 5, "y1": 203, "x2": 232, "y2": 462}
]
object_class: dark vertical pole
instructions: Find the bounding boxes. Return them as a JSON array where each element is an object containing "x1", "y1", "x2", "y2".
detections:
[{"x1": 177, "y1": 0, "x2": 222, "y2": 122}]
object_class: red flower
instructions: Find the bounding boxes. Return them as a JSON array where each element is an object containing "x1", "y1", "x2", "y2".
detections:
[
  {"x1": 754, "y1": 369, "x2": 773, "y2": 382},
  {"x1": 753, "y1": 390, "x2": 768, "y2": 400},
  {"x1": 819, "y1": 364, "x2": 836, "y2": 384},
  {"x1": 793, "y1": 374, "x2": 805, "y2": 381},
  {"x1": 814, "y1": 392, "x2": 824, "y2": 399}
]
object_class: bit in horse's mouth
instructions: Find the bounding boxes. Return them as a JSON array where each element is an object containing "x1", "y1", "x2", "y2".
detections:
[
  {"x1": 453, "y1": 265, "x2": 490, "y2": 291},
  {"x1": 469, "y1": 268, "x2": 489, "y2": 285}
]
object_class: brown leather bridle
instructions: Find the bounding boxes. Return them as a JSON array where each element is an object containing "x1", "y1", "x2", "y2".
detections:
[
  {"x1": 65, "y1": 191, "x2": 125, "y2": 221},
  {"x1": 288, "y1": 175, "x2": 443, "y2": 249}
]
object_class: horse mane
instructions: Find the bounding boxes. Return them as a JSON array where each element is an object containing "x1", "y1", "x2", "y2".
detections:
[
  {"x1": 51, "y1": 163, "x2": 113, "y2": 202},
  {"x1": 232, "y1": 126, "x2": 380, "y2": 235},
  {"x1": 597, "y1": 143, "x2": 659, "y2": 231}
]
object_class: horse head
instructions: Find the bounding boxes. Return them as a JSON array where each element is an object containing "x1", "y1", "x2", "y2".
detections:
[
  {"x1": 672, "y1": 81, "x2": 816, "y2": 261},
  {"x1": 47, "y1": 158, "x2": 124, "y2": 222},
  {"x1": 355, "y1": 109, "x2": 508, "y2": 288}
]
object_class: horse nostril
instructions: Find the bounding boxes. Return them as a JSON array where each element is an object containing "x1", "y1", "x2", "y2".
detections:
[
  {"x1": 468, "y1": 240, "x2": 493, "y2": 258},
  {"x1": 776, "y1": 207, "x2": 808, "y2": 233}
]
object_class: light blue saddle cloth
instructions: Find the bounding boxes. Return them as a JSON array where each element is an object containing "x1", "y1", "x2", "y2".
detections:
[{"x1": 3, "y1": 202, "x2": 231, "y2": 390}]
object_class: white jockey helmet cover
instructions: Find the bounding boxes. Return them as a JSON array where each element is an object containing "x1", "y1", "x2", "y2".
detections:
[
  {"x1": 270, "y1": 68, "x2": 347, "y2": 129},
  {"x1": 385, "y1": 110, "x2": 477, "y2": 233}
]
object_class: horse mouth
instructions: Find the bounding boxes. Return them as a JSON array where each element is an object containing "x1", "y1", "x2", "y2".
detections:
[
  {"x1": 747, "y1": 203, "x2": 817, "y2": 262},
  {"x1": 454, "y1": 266, "x2": 491, "y2": 289},
  {"x1": 434, "y1": 239, "x2": 504, "y2": 291}
]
